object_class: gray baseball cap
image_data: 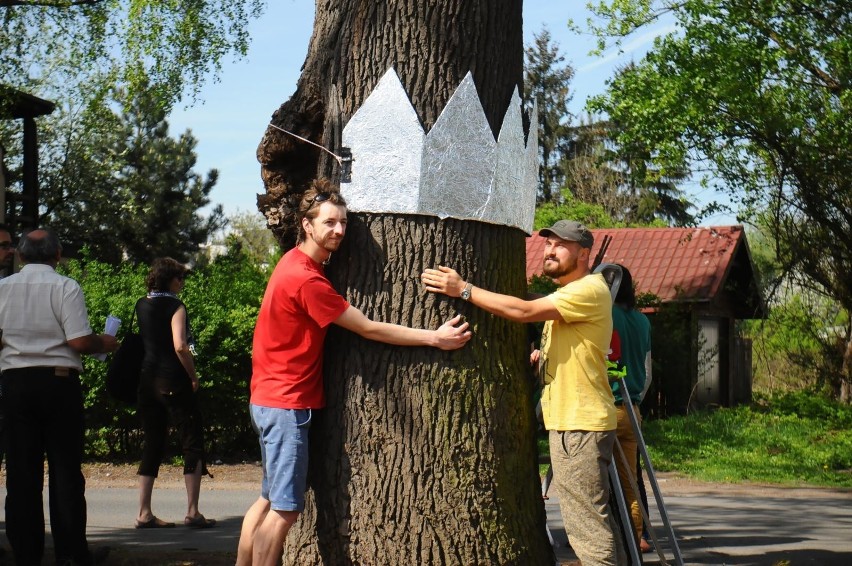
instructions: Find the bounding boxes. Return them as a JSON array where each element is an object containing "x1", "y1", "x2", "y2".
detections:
[{"x1": 539, "y1": 220, "x2": 594, "y2": 249}]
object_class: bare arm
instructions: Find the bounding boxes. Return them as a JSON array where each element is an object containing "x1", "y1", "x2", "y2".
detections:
[
  {"x1": 421, "y1": 266, "x2": 561, "y2": 323},
  {"x1": 641, "y1": 352, "x2": 653, "y2": 401},
  {"x1": 333, "y1": 306, "x2": 471, "y2": 350},
  {"x1": 171, "y1": 305, "x2": 199, "y2": 391},
  {"x1": 67, "y1": 333, "x2": 119, "y2": 354}
]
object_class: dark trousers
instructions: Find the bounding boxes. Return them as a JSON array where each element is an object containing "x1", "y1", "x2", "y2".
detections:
[
  {"x1": 137, "y1": 376, "x2": 206, "y2": 477},
  {"x1": 2, "y1": 367, "x2": 92, "y2": 565}
]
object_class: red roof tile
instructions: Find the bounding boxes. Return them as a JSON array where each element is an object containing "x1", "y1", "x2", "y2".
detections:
[{"x1": 527, "y1": 226, "x2": 747, "y2": 302}]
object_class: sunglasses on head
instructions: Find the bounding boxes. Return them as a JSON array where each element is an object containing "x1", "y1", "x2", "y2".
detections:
[{"x1": 309, "y1": 192, "x2": 331, "y2": 207}]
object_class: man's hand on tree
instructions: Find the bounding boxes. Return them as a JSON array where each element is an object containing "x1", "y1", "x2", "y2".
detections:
[
  {"x1": 421, "y1": 266, "x2": 465, "y2": 297},
  {"x1": 434, "y1": 314, "x2": 472, "y2": 350}
]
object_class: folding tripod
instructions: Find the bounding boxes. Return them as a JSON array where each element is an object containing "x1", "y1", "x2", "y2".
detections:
[{"x1": 609, "y1": 375, "x2": 684, "y2": 566}]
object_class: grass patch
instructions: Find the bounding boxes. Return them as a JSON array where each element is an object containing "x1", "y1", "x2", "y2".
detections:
[
  {"x1": 642, "y1": 390, "x2": 852, "y2": 487},
  {"x1": 537, "y1": 390, "x2": 852, "y2": 488}
]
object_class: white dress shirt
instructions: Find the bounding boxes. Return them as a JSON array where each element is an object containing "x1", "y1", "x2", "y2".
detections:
[{"x1": 0, "y1": 263, "x2": 92, "y2": 371}]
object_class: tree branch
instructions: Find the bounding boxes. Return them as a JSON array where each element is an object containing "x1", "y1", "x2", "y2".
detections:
[{"x1": 0, "y1": 0, "x2": 99, "y2": 7}]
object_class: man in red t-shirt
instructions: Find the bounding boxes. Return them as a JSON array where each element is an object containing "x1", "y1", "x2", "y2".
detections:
[{"x1": 237, "y1": 179, "x2": 472, "y2": 566}]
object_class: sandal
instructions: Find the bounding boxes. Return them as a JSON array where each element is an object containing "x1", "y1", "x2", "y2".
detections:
[
  {"x1": 135, "y1": 517, "x2": 175, "y2": 529},
  {"x1": 184, "y1": 514, "x2": 216, "y2": 529}
]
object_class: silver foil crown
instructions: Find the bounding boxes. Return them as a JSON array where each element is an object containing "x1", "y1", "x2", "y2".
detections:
[{"x1": 341, "y1": 68, "x2": 538, "y2": 233}]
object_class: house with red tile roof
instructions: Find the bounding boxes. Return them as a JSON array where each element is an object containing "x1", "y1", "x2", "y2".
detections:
[{"x1": 527, "y1": 225, "x2": 765, "y2": 415}]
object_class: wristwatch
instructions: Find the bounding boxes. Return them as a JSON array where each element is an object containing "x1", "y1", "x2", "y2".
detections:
[{"x1": 460, "y1": 282, "x2": 473, "y2": 301}]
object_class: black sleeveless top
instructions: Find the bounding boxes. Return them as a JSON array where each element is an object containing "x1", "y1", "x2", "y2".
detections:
[{"x1": 136, "y1": 295, "x2": 191, "y2": 383}]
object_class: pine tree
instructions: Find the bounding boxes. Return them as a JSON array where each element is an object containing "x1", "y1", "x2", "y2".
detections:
[
  {"x1": 523, "y1": 27, "x2": 574, "y2": 203},
  {"x1": 40, "y1": 86, "x2": 224, "y2": 263}
]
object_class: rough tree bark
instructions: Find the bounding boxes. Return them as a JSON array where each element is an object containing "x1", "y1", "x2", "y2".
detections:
[{"x1": 257, "y1": 1, "x2": 553, "y2": 563}]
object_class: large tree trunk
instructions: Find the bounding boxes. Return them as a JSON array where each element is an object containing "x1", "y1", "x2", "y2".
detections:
[
  {"x1": 257, "y1": 1, "x2": 553, "y2": 563},
  {"x1": 257, "y1": 0, "x2": 526, "y2": 247}
]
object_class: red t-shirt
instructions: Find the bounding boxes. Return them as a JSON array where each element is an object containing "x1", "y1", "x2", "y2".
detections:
[{"x1": 250, "y1": 247, "x2": 349, "y2": 409}]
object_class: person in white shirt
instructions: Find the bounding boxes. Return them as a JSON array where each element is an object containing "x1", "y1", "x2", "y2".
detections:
[{"x1": 0, "y1": 228, "x2": 118, "y2": 566}]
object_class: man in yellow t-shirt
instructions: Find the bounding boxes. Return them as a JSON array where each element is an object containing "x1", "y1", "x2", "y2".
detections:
[{"x1": 422, "y1": 219, "x2": 623, "y2": 566}]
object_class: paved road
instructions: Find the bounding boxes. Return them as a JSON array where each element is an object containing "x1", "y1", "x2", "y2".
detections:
[
  {"x1": 548, "y1": 478, "x2": 852, "y2": 566},
  {"x1": 0, "y1": 486, "x2": 255, "y2": 557},
  {"x1": 2, "y1": 481, "x2": 852, "y2": 565}
]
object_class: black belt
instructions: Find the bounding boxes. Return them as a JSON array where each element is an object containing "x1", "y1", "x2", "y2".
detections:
[{"x1": 2, "y1": 366, "x2": 79, "y2": 377}]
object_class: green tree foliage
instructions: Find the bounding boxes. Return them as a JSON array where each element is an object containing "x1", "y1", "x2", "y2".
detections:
[
  {"x1": 63, "y1": 245, "x2": 270, "y2": 459},
  {"x1": 744, "y1": 227, "x2": 849, "y2": 396},
  {"x1": 564, "y1": 116, "x2": 694, "y2": 225},
  {"x1": 560, "y1": 120, "x2": 631, "y2": 218},
  {"x1": 745, "y1": 295, "x2": 847, "y2": 395},
  {"x1": 218, "y1": 210, "x2": 280, "y2": 266},
  {"x1": 598, "y1": 120, "x2": 694, "y2": 225},
  {"x1": 37, "y1": 84, "x2": 224, "y2": 263},
  {"x1": 533, "y1": 190, "x2": 617, "y2": 231},
  {"x1": 523, "y1": 26, "x2": 692, "y2": 223},
  {"x1": 177, "y1": 246, "x2": 270, "y2": 457},
  {"x1": 1, "y1": 1, "x2": 257, "y2": 263},
  {"x1": 524, "y1": 27, "x2": 574, "y2": 203},
  {"x1": 63, "y1": 255, "x2": 148, "y2": 456},
  {"x1": 585, "y1": 0, "x2": 852, "y2": 397},
  {"x1": 0, "y1": 0, "x2": 264, "y2": 111}
]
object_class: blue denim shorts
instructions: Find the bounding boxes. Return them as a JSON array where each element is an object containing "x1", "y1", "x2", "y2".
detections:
[{"x1": 250, "y1": 404, "x2": 312, "y2": 512}]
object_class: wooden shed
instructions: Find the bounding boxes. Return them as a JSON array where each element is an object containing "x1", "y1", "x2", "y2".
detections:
[
  {"x1": 527, "y1": 226, "x2": 766, "y2": 416},
  {"x1": 1, "y1": 86, "x2": 56, "y2": 234}
]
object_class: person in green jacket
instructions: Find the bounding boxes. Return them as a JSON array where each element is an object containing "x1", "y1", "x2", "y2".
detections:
[{"x1": 610, "y1": 264, "x2": 652, "y2": 551}]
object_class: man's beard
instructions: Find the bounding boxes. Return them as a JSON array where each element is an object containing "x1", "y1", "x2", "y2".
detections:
[
  {"x1": 314, "y1": 232, "x2": 342, "y2": 252},
  {"x1": 542, "y1": 256, "x2": 577, "y2": 279}
]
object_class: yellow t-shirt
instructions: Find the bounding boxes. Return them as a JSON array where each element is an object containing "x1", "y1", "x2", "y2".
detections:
[{"x1": 539, "y1": 273, "x2": 616, "y2": 431}]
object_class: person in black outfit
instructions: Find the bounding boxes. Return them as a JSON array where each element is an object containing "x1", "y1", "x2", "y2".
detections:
[{"x1": 134, "y1": 257, "x2": 215, "y2": 529}]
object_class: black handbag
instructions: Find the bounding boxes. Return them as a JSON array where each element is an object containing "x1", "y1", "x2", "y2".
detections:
[{"x1": 106, "y1": 301, "x2": 144, "y2": 405}]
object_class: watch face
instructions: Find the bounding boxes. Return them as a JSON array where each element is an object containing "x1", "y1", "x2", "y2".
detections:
[{"x1": 461, "y1": 287, "x2": 471, "y2": 300}]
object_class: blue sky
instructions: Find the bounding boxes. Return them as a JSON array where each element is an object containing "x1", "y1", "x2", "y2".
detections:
[{"x1": 168, "y1": 1, "x2": 727, "y2": 224}]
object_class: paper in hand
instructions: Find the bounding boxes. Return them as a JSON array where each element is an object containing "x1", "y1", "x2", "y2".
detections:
[{"x1": 93, "y1": 315, "x2": 121, "y2": 361}]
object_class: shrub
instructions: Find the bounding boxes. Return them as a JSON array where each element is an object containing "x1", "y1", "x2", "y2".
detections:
[{"x1": 62, "y1": 245, "x2": 271, "y2": 461}]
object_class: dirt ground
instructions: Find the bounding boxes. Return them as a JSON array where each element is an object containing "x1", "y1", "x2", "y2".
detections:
[
  {"x1": 82, "y1": 461, "x2": 264, "y2": 491},
  {"x1": 80, "y1": 461, "x2": 852, "y2": 500}
]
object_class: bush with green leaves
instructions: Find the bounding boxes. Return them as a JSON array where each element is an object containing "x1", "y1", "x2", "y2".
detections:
[{"x1": 62, "y1": 245, "x2": 271, "y2": 461}]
